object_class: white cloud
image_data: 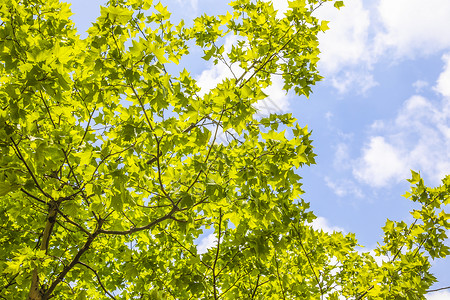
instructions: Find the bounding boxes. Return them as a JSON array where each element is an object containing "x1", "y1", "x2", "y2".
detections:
[
  {"x1": 310, "y1": 0, "x2": 450, "y2": 93},
  {"x1": 330, "y1": 71, "x2": 378, "y2": 95},
  {"x1": 174, "y1": 0, "x2": 198, "y2": 12},
  {"x1": 353, "y1": 54, "x2": 450, "y2": 187},
  {"x1": 413, "y1": 80, "x2": 429, "y2": 93},
  {"x1": 263, "y1": 0, "x2": 288, "y2": 18},
  {"x1": 196, "y1": 233, "x2": 217, "y2": 254},
  {"x1": 333, "y1": 143, "x2": 352, "y2": 171},
  {"x1": 353, "y1": 136, "x2": 409, "y2": 187},
  {"x1": 358, "y1": 249, "x2": 389, "y2": 267},
  {"x1": 426, "y1": 290, "x2": 450, "y2": 300},
  {"x1": 316, "y1": 0, "x2": 371, "y2": 75},
  {"x1": 375, "y1": 0, "x2": 450, "y2": 58},
  {"x1": 435, "y1": 53, "x2": 450, "y2": 97},
  {"x1": 310, "y1": 216, "x2": 345, "y2": 233},
  {"x1": 312, "y1": 0, "x2": 378, "y2": 93},
  {"x1": 325, "y1": 176, "x2": 364, "y2": 198}
]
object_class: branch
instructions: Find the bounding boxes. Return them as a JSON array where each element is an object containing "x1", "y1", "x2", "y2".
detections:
[
  {"x1": 274, "y1": 251, "x2": 286, "y2": 300},
  {"x1": 155, "y1": 136, "x2": 175, "y2": 205},
  {"x1": 217, "y1": 269, "x2": 251, "y2": 299},
  {"x1": 55, "y1": 208, "x2": 91, "y2": 236},
  {"x1": 0, "y1": 273, "x2": 19, "y2": 294},
  {"x1": 164, "y1": 229, "x2": 212, "y2": 271},
  {"x1": 43, "y1": 219, "x2": 105, "y2": 299},
  {"x1": 20, "y1": 188, "x2": 46, "y2": 205},
  {"x1": 213, "y1": 209, "x2": 223, "y2": 300},
  {"x1": 251, "y1": 274, "x2": 260, "y2": 299},
  {"x1": 98, "y1": 206, "x2": 178, "y2": 235},
  {"x1": 77, "y1": 261, "x2": 116, "y2": 299},
  {"x1": 10, "y1": 137, "x2": 53, "y2": 200},
  {"x1": 426, "y1": 286, "x2": 450, "y2": 293},
  {"x1": 184, "y1": 108, "x2": 224, "y2": 197},
  {"x1": 293, "y1": 225, "x2": 323, "y2": 296}
]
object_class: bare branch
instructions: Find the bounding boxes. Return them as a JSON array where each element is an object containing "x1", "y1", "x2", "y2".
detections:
[{"x1": 426, "y1": 286, "x2": 450, "y2": 293}]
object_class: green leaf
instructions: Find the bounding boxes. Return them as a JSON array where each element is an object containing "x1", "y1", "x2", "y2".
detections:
[
  {"x1": 334, "y1": 1, "x2": 345, "y2": 9},
  {"x1": 0, "y1": 182, "x2": 21, "y2": 196}
]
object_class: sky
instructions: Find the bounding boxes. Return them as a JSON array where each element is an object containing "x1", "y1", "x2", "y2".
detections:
[{"x1": 68, "y1": 0, "x2": 450, "y2": 297}]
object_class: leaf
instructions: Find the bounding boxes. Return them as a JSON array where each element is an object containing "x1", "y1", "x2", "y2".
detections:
[
  {"x1": 0, "y1": 182, "x2": 21, "y2": 196},
  {"x1": 334, "y1": 1, "x2": 344, "y2": 9},
  {"x1": 320, "y1": 20, "x2": 330, "y2": 31}
]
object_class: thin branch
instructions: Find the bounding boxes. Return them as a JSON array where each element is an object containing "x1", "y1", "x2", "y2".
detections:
[
  {"x1": 274, "y1": 251, "x2": 286, "y2": 300},
  {"x1": 426, "y1": 286, "x2": 450, "y2": 293},
  {"x1": 55, "y1": 207, "x2": 91, "y2": 236},
  {"x1": 10, "y1": 137, "x2": 53, "y2": 200},
  {"x1": 164, "y1": 229, "x2": 212, "y2": 271},
  {"x1": 217, "y1": 269, "x2": 251, "y2": 299},
  {"x1": 20, "y1": 188, "x2": 47, "y2": 204},
  {"x1": 39, "y1": 90, "x2": 56, "y2": 128},
  {"x1": 98, "y1": 206, "x2": 178, "y2": 235},
  {"x1": 77, "y1": 261, "x2": 116, "y2": 299},
  {"x1": 251, "y1": 274, "x2": 260, "y2": 299},
  {"x1": 43, "y1": 219, "x2": 105, "y2": 298},
  {"x1": 155, "y1": 136, "x2": 175, "y2": 205},
  {"x1": 184, "y1": 108, "x2": 224, "y2": 196},
  {"x1": 0, "y1": 273, "x2": 19, "y2": 294},
  {"x1": 213, "y1": 209, "x2": 223, "y2": 300},
  {"x1": 293, "y1": 225, "x2": 324, "y2": 297}
]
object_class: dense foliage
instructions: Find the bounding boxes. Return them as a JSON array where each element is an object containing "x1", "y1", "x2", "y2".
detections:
[{"x1": 0, "y1": 0, "x2": 448, "y2": 299}]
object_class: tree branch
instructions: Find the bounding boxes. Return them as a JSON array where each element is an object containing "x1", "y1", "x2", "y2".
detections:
[
  {"x1": 426, "y1": 286, "x2": 450, "y2": 293},
  {"x1": 98, "y1": 206, "x2": 178, "y2": 235},
  {"x1": 293, "y1": 225, "x2": 323, "y2": 297},
  {"x1": 77, "y1": 261, "x2": 116, "y2": 299},
  {"x1": 10, "y1": 137, "x2": 53, "y2": 200},
  {"x1": 43, "y1": 219, "x2": 105, "y2": 299},
  {"x1": 213, "y1": 209, "x2": 223, "y2": 300}
]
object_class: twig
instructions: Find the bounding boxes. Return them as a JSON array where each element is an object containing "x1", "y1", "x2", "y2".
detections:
[
  {"x1": 426, "y1": 286, "x2": 450, "y2": 293},
  {"x1": 293, "y1": 225, "x2": 324, "y2": 297}
]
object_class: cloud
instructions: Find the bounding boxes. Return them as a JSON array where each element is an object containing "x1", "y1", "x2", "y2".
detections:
[
  {"x1": 312, "y1": 0, "x2": 377, "y2": 93},
  {"x1": 435, "y1": 53, "x2": 450, "y2": 97},
  {"x1": 375, "y1": 0, "x2": 450, "y2": 58},
  {"x1": 311, "y1": 216, "x2": 345, "y2": 233},
  {"x1": 174, "y1": 0, "x2": 198, "y2": 12},
  {"x1": 426, "y1": 291, "x2": 450, "y2": 300},
  {"x1": 353, "y1": 54, "x2": 450, "y2": 187},
  {"x1": 330, "y1": 71, "x2": 378, "y2": 95},
  {"x1": 269, "y1": 0, "x2": 288, "y2": 18},
  {"x1": 413, "y1": 80, "x2": 429, "y2": 93},
  {"x1": 325, "y1": 176, "x2": 364, "y2": 198},
  {"x1": 353, "y1": 136, "x2": 409, "y2": 187},
  {"x1": 196, "y1": 233, "x2": 217, "y2": 254},
  {"x1": 310, "y1": 0, "x2": 450, "y2": 93},
  {"x1": 316, "y1": 0, "x2": 371, "y2": 75},
  {"x1": 254, "y1": 76, "x2": 291, "y2": 115}
]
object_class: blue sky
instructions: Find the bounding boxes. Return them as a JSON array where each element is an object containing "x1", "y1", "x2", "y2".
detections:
[{"x1": 68, "y1": 0, "x2": 450, "y2": 297}]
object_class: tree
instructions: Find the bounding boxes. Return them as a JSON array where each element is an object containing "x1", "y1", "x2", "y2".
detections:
[{"x1": 0, "y1": 0, "x2": 448, "y2": 299}]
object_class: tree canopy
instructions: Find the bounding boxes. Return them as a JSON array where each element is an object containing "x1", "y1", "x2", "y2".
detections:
[{"x1": 0, "y1": 0, "x2": 448, "y2": 299}]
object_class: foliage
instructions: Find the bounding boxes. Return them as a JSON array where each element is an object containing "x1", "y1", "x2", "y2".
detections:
[{"x1": 0, "y1": 0, "x2": 448, "y2": 299}]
